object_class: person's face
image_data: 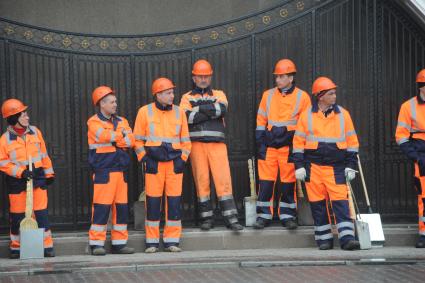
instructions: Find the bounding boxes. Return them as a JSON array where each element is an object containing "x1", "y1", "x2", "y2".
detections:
[
  {"x1": 193, "y1": 75, "x2": 212, "y2": 89},
  {"x1": 275, "y1": 74, "x2": 293, "y2": 89},
  {"x1": 100, "y1": 95, "x2": 117, "y2": 115},
  {"x1": 18, "y1": 111, "x2": 29, "y2": 127},
  {"x1": 319, "y1": 89, "x2": 337, "y2": 106},
  {"x1": 156, "y1": 88, "x2": 175, "y2": 106}
]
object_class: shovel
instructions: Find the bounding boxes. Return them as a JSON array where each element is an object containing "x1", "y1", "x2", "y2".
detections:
[
  {"x1": 244, "y1": 157, "x2": 257, "y2": 226},
  {"x1": 357, "y1": 155, "x2": 385, "y2": 246},
  {"x1": 20, "y1": 155, "x2": 44, "y2": 259},
  {"x1": 347, "y1": 178, "x2": 371, "y2": 250},
  {"x1": 296, "y1": 180, "x2": 314, "y2": 226}
]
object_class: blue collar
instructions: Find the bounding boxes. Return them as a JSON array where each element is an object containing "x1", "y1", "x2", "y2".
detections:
[
  {"x1": 191, "y1": 86, "x2": 212, "y2": 96},
  {"x1": 154, "y1": 100, "x2": 173, "y2": 111},
  {"x1": 311, "y1": 102, "x2": 340, "y2": 114},
  {"x1": 97, "y1": 112, "x2": 121, "y2": 122}
]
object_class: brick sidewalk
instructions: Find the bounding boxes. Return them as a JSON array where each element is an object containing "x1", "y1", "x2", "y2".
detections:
[{"x1": 1, "y1": 264, "x2": 423, "y2": 283}]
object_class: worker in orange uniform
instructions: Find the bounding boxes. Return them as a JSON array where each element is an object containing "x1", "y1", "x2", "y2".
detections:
[
  {"x1": 396, "y1": 69, "x2": 425, "y2": 248},
  {"x1": 292, "y1": 77, "x2": 360, "y2": 250},
  {"x1": 254, "y1": 59, "x2": 311, "y2": 229},
  {"x1": 87, "y1": 86, "x2": 135, "y2": 256},
  {"x1": 180, "y1": 59, "x2": 243, "y2": 231},
  {"x1": 0, "y1": 99, "x2": 55, "y2": 259},
  {"x1": 134, "y1": 78, "x2": 191, "y2": 253}
]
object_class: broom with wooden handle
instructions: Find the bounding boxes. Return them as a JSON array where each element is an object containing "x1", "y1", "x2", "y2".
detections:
[
  {"x1": 346, "y1": 179, "x2": 356, "y2": 220},
  {"x1": 20, "y1": 155, "x2": 38, "y2": 230},
  {"x1": 296, "y1": 180, "x2": 304, "y2": 198}
]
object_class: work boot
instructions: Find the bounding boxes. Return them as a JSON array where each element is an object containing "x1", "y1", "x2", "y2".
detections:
[
  {"x1": 112, "y1": 246, "x2": 135, "y2": 254},
  {"x1": 9, "y1": 252, "x2": 19, "y2": 259},
  {"x1": 416, "y1": 237, "x2": 425, "y2": 248},
  {"x1": 44, "y1": 249, "x2": 55, "y2": 257},
  {"x1": 253, "y1": 218, "x2": 267, "y2": 230},
  {"x1": 200, "y1": 219, "x2": 214, "y2": 231},
  {"x1": 319, "y1": 242, "x2": 334, "y2": 250},
  {"x1": 91, "y1": 246, "x2": 106, "y2": 256},
  {"x1": 228, "y1": 222, "x2": 244, "y2": 231},
  {"x1": 145, "y1": 246, "x2": 159, "y2": 253},
  {"x1": 164, "y1": 245, "x2": 182, "y2": 252},
  {"x1": 342, "y1": 240, "x2": 360, "y2": 250},
  {"x1": 283, "y1": 219, "x2": 298, "y2": 230}
]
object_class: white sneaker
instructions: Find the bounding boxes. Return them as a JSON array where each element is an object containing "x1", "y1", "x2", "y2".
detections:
[
  {"x1": 164, "y1": 246, "x2": 182, "y2": 252},
  {"x1": 145, "y1": 247, "x2": 159, "y2": 253}
]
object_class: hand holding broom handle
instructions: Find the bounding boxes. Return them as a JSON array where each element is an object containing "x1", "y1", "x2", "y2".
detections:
[{"x1": 346, "y1": 179, "x2": 356, "y2": 220}]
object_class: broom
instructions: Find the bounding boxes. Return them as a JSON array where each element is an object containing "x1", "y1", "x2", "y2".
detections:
[{"x1": 20, "y1": 155, "x2": 38, "y2": 230}]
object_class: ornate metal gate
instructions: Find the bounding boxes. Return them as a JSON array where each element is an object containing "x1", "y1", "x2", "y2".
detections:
[{"x1": 0, "y1": 0, "x2": 424, "y2": 231}]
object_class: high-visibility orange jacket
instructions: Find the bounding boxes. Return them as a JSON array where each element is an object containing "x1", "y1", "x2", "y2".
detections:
[
  {"x1": 87, "y1": 112, "x2": 134, "y2": 172},
  {"x1": 292, "y1": 103, "x2": 359, "y2": 170},
  {"x1": 180, "y1": 87, "x2": 228, "y2": 143},
  {"x1": 0, "y1": 126, "x2": 54, "y2": 193},
  {"x1": 256, "y1": 86, "x2": 311, "y2": 158},
  {"x1": 133, "y1": 101, "x2": 191, "y2": 164},
  {"x1": 396, "y1": 95, "x2": 425, "y2": 163}
]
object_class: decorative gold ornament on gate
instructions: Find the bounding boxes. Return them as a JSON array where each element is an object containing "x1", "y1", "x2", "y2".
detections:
[
  {"x1": 99, "y1": 40, "x2": 109, "y2": 50},
  {"x1": 137, "y1": 40, "x2": 146, "y2": 50},
  {"x1": 174, "y1": 37, "x2": 183, "y2": 46},
  {"x1": 118, "y1": 41, "x2": 128, "y2": 50},
  {"x1": 23, "y1": 30, "x2": 33, "y2": 40},
  {"x1": 192, "y1": 35, "x2": 200, "y2": 44},
  {"x1": 245, "y1": 21, "x2": 254, "y2": 31},
  {"x1": 4, "y1": 26, "x2": 14, "y2": 35},
  {"x1": 62, "y1": 37, "x2": 72, "y2": 47},
  {"x1": 297, "y1": 1, "x2": 305, "y2": 11},
  {"x1": 155, "y1": 39, "x2": 164, "y2": 48},
  {"x1": 81, "y1": 39, "x2": 90, "y2": 49},
  {"x1": 210, "y1": 31, "x2": 219, "y2": 40},
  {"x1": 262, "y1": 15, "x2": 271, "y2": 25},
  {"x1": 280, "y1": 9, "x2": 289, "y2": 18},
  {"x1": 227, "y1": 26, "x2": 236, "y2": 35},
  {"x1": 43, "y1": 34, "x2": 53, "y2": 44}
]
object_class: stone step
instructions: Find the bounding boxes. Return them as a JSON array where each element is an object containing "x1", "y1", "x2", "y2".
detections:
[{"x1": 0, "y1": 224, "x2": 419, "y2": 257}]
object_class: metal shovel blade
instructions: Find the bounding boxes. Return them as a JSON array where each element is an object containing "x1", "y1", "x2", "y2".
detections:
[
  {"x1": 359, "y1": 213, "x2": 385, "y2": 246},
  {"x1": 244, "y1": 197, "x2": 257, "y2": 227},
  {"x1": 20, "y1": 228, "x2": 44, "y2": 259},
  {"x1": 354, "y1": 220, "x2": 372, "y2": 250}
]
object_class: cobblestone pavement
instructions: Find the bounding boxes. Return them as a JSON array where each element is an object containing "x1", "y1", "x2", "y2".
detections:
[{"x1": 1, "y1": 263, "x2": 424, "y2": 283}]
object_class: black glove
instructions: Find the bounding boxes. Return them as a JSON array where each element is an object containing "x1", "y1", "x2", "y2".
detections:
[
  {"x1": 45, "y1": 177, "x2": 55, "y2": 186},
  {"x1": 418, "y1": 159, "x2": 425, "y2": 177},
  {"x1": 21, "y1": 170, "x2": 34, "y2": 180}
]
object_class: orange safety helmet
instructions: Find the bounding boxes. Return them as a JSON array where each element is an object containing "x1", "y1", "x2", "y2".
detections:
[
  {"x1": 417, "y1": 69, "x2": 425, "y2": 83},
  {"x1": 273, "y1": 59, "x2": 297, "y2": 75},
  {"x1": 1, "y1": 98, "x2": 28, "y2": 118},
  {"x1": 151, "y1": 77, "x2": 175, "y2": 95},
  {"x1": 192, "y1": 59, "x2": 213, "y2": 76},
  {"x1": 311, "y1": 77, "x2": 337, "y2": 95},
  {"x1": 92, "y1": 86, "x2": 115, "y2": 106}
]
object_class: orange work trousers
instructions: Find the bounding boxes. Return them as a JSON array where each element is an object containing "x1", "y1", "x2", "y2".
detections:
[
  {"x1": 305, "y1": 163, "x2": 355, "y2": 247},
  {"x1": 89, "y1": 171, "x2": 128, "y2": 248},
  {"x1": 145, "y1": 160, "x2": 183, "y2": 248},
  {"x1": 256, "y1": 146, "x2": 296, "y2": 223},
  {"x1": 190, "y1": 142, "x2": 238, "y2": 223},
  {"x1": 9, "y1": 188, "x2": 53, "y2": 255}
]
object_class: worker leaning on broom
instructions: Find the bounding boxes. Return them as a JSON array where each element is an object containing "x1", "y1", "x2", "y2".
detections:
[{"x1": 0, "y1": 99, "x2": 55, "y2": 259}]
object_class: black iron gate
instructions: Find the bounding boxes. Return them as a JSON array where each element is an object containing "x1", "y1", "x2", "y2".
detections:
[{"x1": 0, "y1": 0, "x2": 424, "y2": 231}]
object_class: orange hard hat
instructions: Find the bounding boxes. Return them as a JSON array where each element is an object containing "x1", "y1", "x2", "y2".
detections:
[
  {"x1": 152, "y1": 77, "x2": 175, "y2": 95},
  {"x1": 312, "y1": 77, "x2": 337, "y2": 95},
  {"x1": 417, "y1": 69, "x2": 425, "y2": 83},
  {"x1": 273, "y1": 59, "x2": 297, "y2": 75},
  {"x1": 192, "y1": 59, "x2": 213, "y2": 76},
  {"x1": 92, "y1": 86, "x2": 115, "y2": 106},
  {"x1": 1, "y1": 98, "x2": 28, "y2": 118}
]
